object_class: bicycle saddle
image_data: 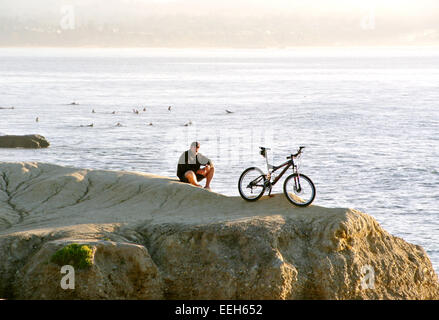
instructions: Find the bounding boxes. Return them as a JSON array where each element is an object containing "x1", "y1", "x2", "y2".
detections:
[{"x1": 259, "y1": 146, "x2": 270, "y2": 157}]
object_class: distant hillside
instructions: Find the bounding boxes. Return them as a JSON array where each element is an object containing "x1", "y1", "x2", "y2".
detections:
[{"x1": 0, "y1": 0, "x2": 438, "y2": 47}]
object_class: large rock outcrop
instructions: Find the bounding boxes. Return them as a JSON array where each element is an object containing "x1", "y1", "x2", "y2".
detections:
[
  {"x1": 0, "y1": 135, "x2": 50, "y2": 149},
  {"x1": 0, "y1": 162, "x2": 438, "y2": 299}
]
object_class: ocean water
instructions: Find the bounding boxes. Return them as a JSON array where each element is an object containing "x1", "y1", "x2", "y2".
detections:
[{"x1": 0, "y1": 47, "x2": 438, "y2": 274}]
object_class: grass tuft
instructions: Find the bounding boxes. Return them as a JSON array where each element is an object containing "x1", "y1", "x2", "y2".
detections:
[{"x1": 51, "y1": 243, "x2": 93, "y2": 269}]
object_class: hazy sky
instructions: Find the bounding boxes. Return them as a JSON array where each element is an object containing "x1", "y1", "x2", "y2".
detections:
[
  {"x1": 1, "y1": 0, "x2": 438, "y2": 47},
  {"x1": 2, "y1": 0, "x2": 438, "y2": 15}
]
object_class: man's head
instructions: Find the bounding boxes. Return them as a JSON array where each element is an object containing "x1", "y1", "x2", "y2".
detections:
[{"x1": 190, "y1": 141, "x2": 200, "y2": 154}]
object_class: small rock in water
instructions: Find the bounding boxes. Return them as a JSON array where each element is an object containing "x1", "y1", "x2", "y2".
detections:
[{"x1": 0, "y1": 134, "x2": 50, "y2": 148}]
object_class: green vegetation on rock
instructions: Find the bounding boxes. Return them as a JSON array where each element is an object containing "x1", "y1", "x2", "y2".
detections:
[{"x1": 51, "y1": 243, "x2": 93, "y2": 269}]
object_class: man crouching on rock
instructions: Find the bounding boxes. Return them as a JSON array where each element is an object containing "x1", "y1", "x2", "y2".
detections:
[{"x1": 177, "y1": 141, "x2": 214, "y2": 190}]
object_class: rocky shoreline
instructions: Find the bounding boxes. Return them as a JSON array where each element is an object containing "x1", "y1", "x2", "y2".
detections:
[{"x1": 0, "y1": 162, "x2": 438, "y2": 299}]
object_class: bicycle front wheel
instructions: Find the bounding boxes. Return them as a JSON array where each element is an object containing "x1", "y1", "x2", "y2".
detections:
[
  {"x1": 238, "y1": 167, "x2": 266, "y2": 201},
  {"x1": 283, "y1": 173, "x2": 316, "y2": 207}
]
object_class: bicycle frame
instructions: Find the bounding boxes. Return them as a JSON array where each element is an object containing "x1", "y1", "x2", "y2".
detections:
[
  {"x1": 240, "y1": 146, "x2": 313, "y2": 205},
  {"x1": 247, "y1": 149, "x2": 302, "y2": 190},
  {"x1": 267, "y1": 158, "x2": 296, "y2": 186}
]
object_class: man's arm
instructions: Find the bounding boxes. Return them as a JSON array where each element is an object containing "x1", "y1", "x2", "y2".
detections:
[{"x1": 197, "y1": 153, "x2": 214, "y2": 167}]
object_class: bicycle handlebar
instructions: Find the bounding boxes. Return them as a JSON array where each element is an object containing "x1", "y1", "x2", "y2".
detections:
[{"x1": 286, "y1": 146, "x2": 306, "y2": 159}]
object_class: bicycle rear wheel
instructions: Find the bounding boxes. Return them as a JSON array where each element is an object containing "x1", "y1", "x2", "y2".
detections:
[
  {"x1": 283, "y1": 173, "x2": 315, "y2": 207},
  {"x1": 238, "y1": 167, "x2": 266, "y2": 201}
]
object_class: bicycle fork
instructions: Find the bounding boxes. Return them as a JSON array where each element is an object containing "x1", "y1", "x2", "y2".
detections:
[
  {"x1": 292, "y1": 161, "x2": 302, "y2": 193},
  {"x1": 294, "y1": 175, "x2": 301, "y2": 193}
]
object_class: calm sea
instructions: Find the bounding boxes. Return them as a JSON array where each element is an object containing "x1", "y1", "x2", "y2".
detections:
[{"x1": 0, "y1": 47, "x2": 438, "y2": 273}]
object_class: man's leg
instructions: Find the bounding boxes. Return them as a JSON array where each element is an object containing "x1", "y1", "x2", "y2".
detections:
[
  {"x1": 184, "y1": 171, "x2": 202, "y2": 187},
  {"x1": 203, "y1": 166, "x2": 215, "y2": 189}
]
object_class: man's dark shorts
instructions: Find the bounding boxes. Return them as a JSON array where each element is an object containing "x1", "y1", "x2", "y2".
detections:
[{"x1": 179, "y1": 171, "x2": 205, "y2": 183}]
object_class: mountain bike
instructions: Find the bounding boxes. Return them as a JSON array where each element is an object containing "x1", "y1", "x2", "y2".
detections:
[{"x1": 238, "y1": 146, "x2": 316, "y2": 206}]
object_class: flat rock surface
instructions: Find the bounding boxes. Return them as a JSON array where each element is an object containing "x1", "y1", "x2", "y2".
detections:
[{"x1": 0, "y1": 162, "x2": 438, "y2": 299}]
